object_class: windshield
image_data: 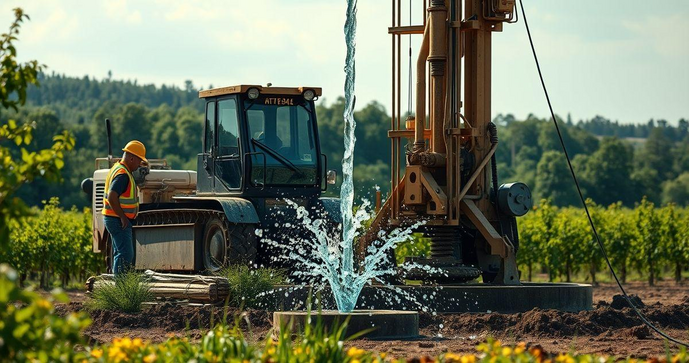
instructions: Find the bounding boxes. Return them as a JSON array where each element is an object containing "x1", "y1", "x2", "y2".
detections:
[{"x1": 244, "y1": 96, "x2": 318, "y2": 186}]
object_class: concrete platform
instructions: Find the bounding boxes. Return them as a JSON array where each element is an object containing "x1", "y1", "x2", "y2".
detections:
[
  {"x1": 273, "y1": 310, "x2": 419, "y2": 339},
  {"x1": 272, "y1": 283, "x2": 592, "y2": 313}
]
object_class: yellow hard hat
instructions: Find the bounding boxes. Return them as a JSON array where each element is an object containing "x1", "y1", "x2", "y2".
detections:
[{"x1": 122, "y1": 140, "x2": 148, "y2": 163}]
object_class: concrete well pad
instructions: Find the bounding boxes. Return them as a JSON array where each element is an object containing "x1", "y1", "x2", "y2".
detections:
[
  {"x1": 272, "y1": 283, "x2": 592, "y2": 313},
  {"x1": 273, "y1": 310, "x2": 419, "y2": 339}
]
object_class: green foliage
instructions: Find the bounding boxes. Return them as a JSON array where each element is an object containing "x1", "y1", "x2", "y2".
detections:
[
  {"x1": 0, "y1": 8, "x2": 75, "y2": 247},
  {"x1": 86, "y1": 271, "x2": 153, "y2": 313},
  {"x1": 3, "y1": 197, "x2": 100, "y2": 287},
  {"x1": 579, "y1": 137, "x2": 636, "y2": 206},
  {"x1": 662, "y1": 172, "x2": 689, "y2": 206},
  {"x1": 518, "y1": 199, "x2": 689, "y2": 284},
  {"x1": 394, "y1": 233, "x2": 431, "y2": 265},
  {"x1": 0, "y1": 264, "x2": 91, "y2": 362},
  {"x1": 535, "y1": 151, "x2": 578, "y2": 206},
  {"x1": 219, "y1": 265, "x2": 286, "y2": 308}
]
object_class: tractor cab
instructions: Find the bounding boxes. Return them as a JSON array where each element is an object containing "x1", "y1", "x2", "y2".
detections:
[{"x1": 197, "y1": 85, "x2": 332, "y2": 199}]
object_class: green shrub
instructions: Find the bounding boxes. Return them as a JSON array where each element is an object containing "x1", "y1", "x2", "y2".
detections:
[
  {"x1": 4, "y1": 197, "x2": 101, "y2": 288},
  {"x1": 394, "y1": 233, "x2": 431, "y2": 265},
  {"x1": 86, "y1": 271, "x2": 152, "y2": 313},
  {"x1": 0, "y1": 263, "x2": 91, "y2": 362},
  {"x1": 220, "y1": 265, "x2": 285, "y2": 308}
]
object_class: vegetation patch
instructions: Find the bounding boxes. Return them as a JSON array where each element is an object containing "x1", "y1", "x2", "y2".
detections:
[
  {"x1": 219, "y1": 265, "x2": 286, "y2": 308},
  {"x1": 86, "y1": 271, "x2": 153, "y2": 314}
]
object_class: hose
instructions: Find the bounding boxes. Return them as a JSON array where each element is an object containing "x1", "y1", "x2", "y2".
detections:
[{"x1": 518, "y1": 0, "x2": 688, "y2": 348}]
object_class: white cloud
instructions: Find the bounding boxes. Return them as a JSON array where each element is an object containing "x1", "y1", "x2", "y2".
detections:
[
  {"x1": 23, "y1": 7, "x2": 79, "y2": 44},
  {"x1": 622, "y1": 14, "x2": 689, "y2": 58},
  {"x1": 103, "y1": 0, "x2": 142, "y2": 24}
]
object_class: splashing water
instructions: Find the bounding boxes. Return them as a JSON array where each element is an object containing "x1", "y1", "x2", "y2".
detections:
[
  {"x1": 338, "y1": 0, "x2": 359, "y2": 313},
  {"x1": 256, "y1": 0, "x2": 441, "y2": 313}
]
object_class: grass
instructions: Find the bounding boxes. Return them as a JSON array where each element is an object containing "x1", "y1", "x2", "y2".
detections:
[
  {"x1": 219, "y1": 265, "x2": 286, "y2": 308},
  {"x1": 85, "y1": 271, "x2": 152, "y2": 313}
]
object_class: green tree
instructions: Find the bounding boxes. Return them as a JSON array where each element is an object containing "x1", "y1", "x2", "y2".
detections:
[
  {"x1": 580, "y1": 137, "x2": 635, "y2": 206},
  {"x1": 631, "y1": 166, "x2": 661, "y2": 204},
  {"x1": 660, "y1": 204, "x2": 687, "y2": 284},
  {"x1": 662, "y1": 172, "x2": 689, "y2": 207},
  {"x1": 0, "y1": 9, "x2": 74, "y2": 247},
  {"x1": 535, "y1": 151, "x2": 578, "y2": 206},
  {"x1": 533, "y1": 199, "x2": 559, "y2": 281},
  {"x1": 604, "y1": 203, "x2": 635, "y2": 283},
  {"x1": 516, "y1": 213, "x2": 540, "y2": 281},
  {"x1": 632, "y1": 198, "x2": 663, "y2": 285},
  {"x1": 551, "y1": 208, "x2": 586, "y2": 282},
  {"x1": 639, "y1": 127, "x2": 675, "y2": 182}
]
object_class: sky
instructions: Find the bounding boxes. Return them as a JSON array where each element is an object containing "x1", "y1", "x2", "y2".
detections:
[{"x1": 1, "y1": 0, "x2": 687, "y2": 125}]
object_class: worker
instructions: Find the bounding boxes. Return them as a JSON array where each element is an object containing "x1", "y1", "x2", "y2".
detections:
[{"x1": 102, "y1": 140, "x2": 147, "y2": 275}]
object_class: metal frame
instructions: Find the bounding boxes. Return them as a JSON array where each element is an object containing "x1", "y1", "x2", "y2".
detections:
[{"x1": 364, "y1": 0, "x2": 521, "y2": 284}]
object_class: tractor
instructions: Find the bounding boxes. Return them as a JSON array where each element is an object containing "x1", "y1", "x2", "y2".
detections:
[{"x1": 82, "y1": 85, "x2": 340, "y2": 273}]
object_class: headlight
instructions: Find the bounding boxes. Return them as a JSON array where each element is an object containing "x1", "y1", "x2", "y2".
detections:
[
  {"x1": 303, "y1": 89, "x2": 315, "y2": 101},
  {"x1": 247, "y1": 87, "x2": 260, "y2": 100}
]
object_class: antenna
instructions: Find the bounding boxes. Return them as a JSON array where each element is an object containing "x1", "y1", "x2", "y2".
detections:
[{"x1": 105, "y1": 118, "x2": 112, "y2": 161}]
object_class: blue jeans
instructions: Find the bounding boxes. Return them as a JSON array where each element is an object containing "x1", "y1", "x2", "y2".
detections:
[{"x1": 104, "y1": 216, "x2": 134, "y2": 275}]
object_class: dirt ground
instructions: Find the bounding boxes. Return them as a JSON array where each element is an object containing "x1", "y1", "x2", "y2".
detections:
[{"x1": 53, "y1": 281, "x2": 689, "y2": 359}]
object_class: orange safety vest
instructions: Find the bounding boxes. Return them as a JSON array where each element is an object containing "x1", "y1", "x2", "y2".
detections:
[{"x1": 102, "y1": 161, "x2": 139, "y2": 219}]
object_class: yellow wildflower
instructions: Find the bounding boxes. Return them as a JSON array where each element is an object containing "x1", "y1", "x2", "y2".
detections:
[
  {"x1": 379, "y1": 352, "x2": 387, "y2": 359},
  {"x1": 36, "y1": 299, "x2": 52, "y2": 310},
  {"x1": 108, "y1": 346, "x2": 127, "y2": 363},
  {"x1": 529, "y1": 345, "x2": 544, "y2": 358},
  {"x1": 132, "y1": 338, "x2": 145, "y2": 349},
  {"x1": 444, "y1": 352, "x2": 462, "y2": 362},
  {"x1": 502, "y1": 347, "x2": 512, "y2": 357},
  {"x1": 143, "y1": 353, "x2": 157, "y2": 363},
  {"x1": 90, "y1": 349, "x2": 103, "y2": 358},
  {"x1": 351, "y1": 360, "x2": 361, "y2": 363},
  {"x1": 514, "y1": 342, "x2": 526, "y2": 354},
  {"x1": 460, "y1": 355, "x2": 476, "y2": 363},
  {"x1": 347, "y1": 347, "x2": 366, "y2": 357},
  {"x1": 267, "y1": 346, "x2": 276, "y2": 355},
  {"x1": 294, "y1": 347, "x2": 303, "y2": 355},
  {"x1": 120, "y1": 337, "x2": 133, "y2": 349},
  {"x1": 555, "y1": 354, "x2": 574, "y2": 363}
]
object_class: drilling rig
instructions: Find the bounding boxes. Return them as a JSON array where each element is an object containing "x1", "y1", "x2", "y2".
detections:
[{"x1": 363, "y1": 0, "x2": 532, "y2": 285}]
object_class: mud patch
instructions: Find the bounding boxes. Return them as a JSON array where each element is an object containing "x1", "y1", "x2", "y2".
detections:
[{"x1": 419, "y1": 303, "x2": 689, "y2": 338}]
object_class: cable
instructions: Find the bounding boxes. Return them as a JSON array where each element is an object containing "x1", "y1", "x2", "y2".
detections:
[{"x1": 518, "y1": 0, "x2": 689, "y2": 348}]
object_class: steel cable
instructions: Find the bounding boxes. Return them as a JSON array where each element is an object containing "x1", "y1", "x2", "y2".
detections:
[{"x1": 518, "y1": 0, "x2": 689, "y2": 348}]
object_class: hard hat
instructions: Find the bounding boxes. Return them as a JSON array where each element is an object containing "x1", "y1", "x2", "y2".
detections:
[{"x1": 122, "y1": 140, "x2": 148, "y2": 163}]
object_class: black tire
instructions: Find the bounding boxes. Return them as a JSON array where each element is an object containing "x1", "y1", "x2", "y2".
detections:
[{"x1": 202, "y1": 217, "x2": 257, "y2": 272}]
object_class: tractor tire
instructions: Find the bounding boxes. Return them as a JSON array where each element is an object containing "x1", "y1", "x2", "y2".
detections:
[
  {"x1": 202, "y1": 216, "x2": 257, "y2": 272},
  {"x1": 104, "y1": 234, "x2": 113, "y2": 274}
]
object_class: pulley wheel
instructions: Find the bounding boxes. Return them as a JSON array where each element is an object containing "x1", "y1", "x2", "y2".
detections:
[{"x1": 497, "y1": 182, "x2": 532, "y2": 217}]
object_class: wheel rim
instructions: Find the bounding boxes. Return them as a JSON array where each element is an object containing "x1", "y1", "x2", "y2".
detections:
[{"x1": 205, "y1": 225, "x2": 226, "y2": 271}]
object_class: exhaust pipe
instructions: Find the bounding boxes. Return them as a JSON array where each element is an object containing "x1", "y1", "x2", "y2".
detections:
[{"x1": 105, "y1": 118, "x2": 112, "y2": 161}]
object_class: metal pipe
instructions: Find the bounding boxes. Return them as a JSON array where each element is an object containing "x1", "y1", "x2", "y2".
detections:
[
  {"x1": 414, "y1": 21, "x2": 431, "y2": 153},
  {"x1": 428, "y1": 0, "x2": 448, "y2": 154},
  {"x1": 457, "y1": 142, "x2": 498, "y2": 201}
]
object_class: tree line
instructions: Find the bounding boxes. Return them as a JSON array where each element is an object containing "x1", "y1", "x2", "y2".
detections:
[{"x1": 3, "y1": 73, "x2": 688, "y2": 210}]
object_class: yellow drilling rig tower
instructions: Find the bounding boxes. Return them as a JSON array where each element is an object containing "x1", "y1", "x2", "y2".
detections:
[{"x1": 363, "y1": 0, "x2": 532, "y2": 285}]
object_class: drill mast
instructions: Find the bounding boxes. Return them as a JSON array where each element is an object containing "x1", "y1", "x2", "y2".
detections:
[{"x1": 374, "y1": 0, "x2": 530, "y2": 284}]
